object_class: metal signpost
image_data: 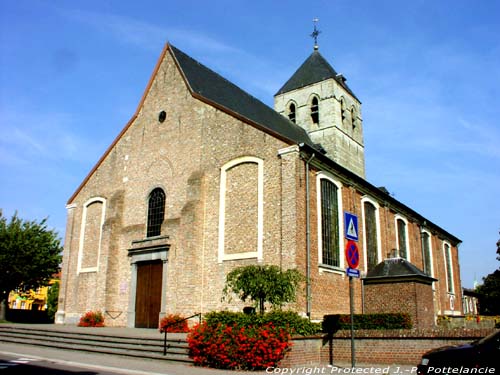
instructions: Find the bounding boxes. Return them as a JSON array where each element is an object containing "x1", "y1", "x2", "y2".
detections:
[{"x1": 344, "y1": 212, "x2": 359, "y2": 367}]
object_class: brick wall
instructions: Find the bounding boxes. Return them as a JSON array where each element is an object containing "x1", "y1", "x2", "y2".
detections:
[
  {"x1": 58, "y1": 44, "x2": 463, "y2": 328},
  {"x1": 279, "y1": 329, "x2": 496, "y2": 367},
  {"x1": 364, "y1": 281, "x2": 435, "y2": 328}
]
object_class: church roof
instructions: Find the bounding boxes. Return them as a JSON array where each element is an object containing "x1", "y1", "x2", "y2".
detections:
[
  {"x1": 169, "y1": 45, "x2": 318, "y2": 149},
  {"x1": 275, "y1": 50, "x2": 358, "y2": 100},
  {"x1": 363, "y1": 257, "x2": 437, "y2": 284}
]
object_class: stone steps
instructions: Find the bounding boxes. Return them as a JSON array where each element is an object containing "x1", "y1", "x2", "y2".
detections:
[{"x1": 0, "y1": 325, "x2": 192, "y2": 363}]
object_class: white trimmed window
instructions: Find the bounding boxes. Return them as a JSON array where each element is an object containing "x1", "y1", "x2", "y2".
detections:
[
  {"x1": 443, "y1": 241, "x2": 454, "y2": 294},
  {"x1": 361, "y1": 197, "x2": 381, "y2": 271},
  {"x1": 395, "y1": 215, "x2": 410, "y2": 261},
  {"x1": 317, "y1": 173, "x2": 344, "y2": 269},
  {"x1": 218, "y1": 156, "x2": 264, "y2": 262},
  {"x1": 77, "y1": 197, "x2": 106, "y2": 273},
  {"x1": 421, "y1": 229, "x2": 434, "y2": 277}
]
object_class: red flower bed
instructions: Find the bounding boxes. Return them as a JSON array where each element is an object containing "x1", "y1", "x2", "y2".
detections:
[
  {"x1": 187, "y1": 321, "x2": 291, "y2": 370},
  {"x1": 159, "y1": 314, "x2": 189, "y2": 333},
  {"x1": 78, "y1": 311, "x2": 105, "y2": 327}
]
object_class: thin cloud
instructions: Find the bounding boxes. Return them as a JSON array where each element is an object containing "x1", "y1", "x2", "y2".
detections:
[
  {"x1": 57, "y1": 7, "x2": 282, "y2": 99},
  {"x1": 0, "y1": 108, "x2": 103, "y2": 166},
  {"x1": 60, "y1": 7, "x2": 242, "y2": 56}
]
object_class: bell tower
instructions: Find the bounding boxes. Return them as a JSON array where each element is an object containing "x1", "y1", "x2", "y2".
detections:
[{"x1": 274, "y1": 21, "x2": 365, "y2": 178}]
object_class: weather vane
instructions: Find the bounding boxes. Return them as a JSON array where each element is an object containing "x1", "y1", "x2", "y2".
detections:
[{"x1": 310, "y1": 18, "x2": 321, "y2": 50}]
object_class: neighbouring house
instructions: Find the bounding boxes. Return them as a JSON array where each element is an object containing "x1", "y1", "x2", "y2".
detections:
[
  {"x1": 9, "y1": 275, "x2": 60, "y2": 311},
  {"x1": 56, "y1": 42, "x2": 462, "y2": 328},
  {"x1": 462, "y1": 288, "x2": 480, "y2": 316}
]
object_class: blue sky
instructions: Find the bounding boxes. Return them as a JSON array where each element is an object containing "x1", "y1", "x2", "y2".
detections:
[{"x1": 1, "y1": 0, "x2": 499, "y2": 289}]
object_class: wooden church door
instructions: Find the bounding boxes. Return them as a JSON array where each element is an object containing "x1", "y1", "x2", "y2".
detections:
[{"x1": 135, "y1": 260, "x2": 163, "y2": 328}]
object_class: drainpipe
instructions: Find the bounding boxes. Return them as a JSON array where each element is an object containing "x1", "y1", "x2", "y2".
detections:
[{"x1": 303, "y1": 151, "x2": 315, "y2": 319}]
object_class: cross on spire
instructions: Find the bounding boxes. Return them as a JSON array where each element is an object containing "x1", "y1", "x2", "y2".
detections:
[{"x1": 310, "y1": 18, "x2": 321, "y2": 50}]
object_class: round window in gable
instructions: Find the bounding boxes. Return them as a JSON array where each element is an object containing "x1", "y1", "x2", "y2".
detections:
[{"x1": 158, "y1": 110, "x2": 166, "y2": 123}]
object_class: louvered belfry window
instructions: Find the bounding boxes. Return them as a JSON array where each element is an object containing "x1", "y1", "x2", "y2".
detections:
[
  {"x1": 288, "y1": 103, "x2": 296, "y2": 123},
  {"x1": 364, "y1": 201, "x2": 378, "y2": 271},
  {"x1": 147, "y1": 188, "x2": 165, "y2": 238},
  {"x1": 311, "y1": 97, "x2": 319, "y2": 124},
  {"x1": 321, "y1": 179, "x2": 339, "y2": 267}
]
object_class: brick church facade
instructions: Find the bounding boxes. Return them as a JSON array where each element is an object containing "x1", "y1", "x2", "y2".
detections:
[{"x1": 56, "y1": 43, "x2": 462, "y2": 328}]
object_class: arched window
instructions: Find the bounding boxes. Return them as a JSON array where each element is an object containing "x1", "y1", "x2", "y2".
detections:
[
  {"x1": 421, "y1": 230, "x2": 433, "y2": 276},
  {"x1": 351, "y1": 107, "x2": 357, "y2": 129},
  {"x1": 288, "y1": 103, "x2": 296, "y2": 123},
  {"x1": 444, "y1": 242, "x2": 454, "y2": 294},
  {"x1": 396, "y1": 217, "x2": 409, "y2": 260},
  {"x1": 341, "y1": 98, "x2": 347, "y2": 123},
  {"x1": 363, "y1": 201, "x2": 378, "y2": 271},
  {"x1": 147, "y1": 188, "x2": 165, "y2": 237},
  {"x1": 319, "y1": 178, "x2": 341, "y2": 267},
  {"x1": 311, "y1": 96, "x2": 319, "y2": 124}
]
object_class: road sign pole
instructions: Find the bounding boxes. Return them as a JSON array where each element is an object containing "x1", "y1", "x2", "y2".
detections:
[{"x1": 349, "y1": 275, "x2": 356, "y2": 367}]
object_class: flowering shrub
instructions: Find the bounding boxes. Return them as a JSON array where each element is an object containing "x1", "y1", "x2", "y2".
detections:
[
  {"x1": 78, "y1": 311, "x2": 105, "y2": 327},
  {"x1": 188, "y1": 321, "x2": 291, "y2": 370},
  {"x1": 159, "y1": 314, "x2": 189, "y2": 333}
]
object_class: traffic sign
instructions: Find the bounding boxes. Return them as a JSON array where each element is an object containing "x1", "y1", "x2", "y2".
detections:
[
  {"x1": 344, "y1": 212, "x2": 359, "y2": 241},
  {"x1": 346, "y1": 267, "x2": 360, "y2": 278},
  {"x1": 345, "y1": 240, "x2": 360, "y2": 269}
]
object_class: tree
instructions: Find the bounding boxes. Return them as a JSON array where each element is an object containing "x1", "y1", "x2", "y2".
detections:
[
  {"x1": 476, "y1": 269, "x2": 500, "y2": 315},
  {"x1": 475, "y1": 231, "x2": 500, "y2": 315},
  {"x1": 223, "y1": 265, "x2": 303, "y2": 314},
  {"x1": 46, "y1": 281, "x2": 60, "y2": 321},
  {"x1": 0, "y1": 210, "x2": 62, "y2": 320},
  {"x1": 496, "y1": 230, "x2": 500, "y2": 262}
]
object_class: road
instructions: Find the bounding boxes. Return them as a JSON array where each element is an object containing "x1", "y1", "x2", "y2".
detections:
[
  {"x1": 0, "y1": 342, "x2": 419, "y2": 375},
  {"x1": 0, "y1": 353, "x2": 144, "y2": 375}
]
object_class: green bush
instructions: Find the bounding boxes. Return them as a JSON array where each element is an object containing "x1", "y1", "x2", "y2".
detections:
[
  {"x1": 204, "y1": 310, "x2": 321, "y2": 336},
  {"x1": 323, "y1": 313, "x2": 412, "y2": 332},
  {"x1": 46, "y1": 281, "x2": 59, "y2": 322},
  {"x1": 265, "y1": 310, "x2": 322, "y2": 336}
]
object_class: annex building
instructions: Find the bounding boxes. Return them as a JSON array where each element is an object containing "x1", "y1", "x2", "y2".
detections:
[{"x1": 56, "y1": 42, "x2": 462, "y2": 328}]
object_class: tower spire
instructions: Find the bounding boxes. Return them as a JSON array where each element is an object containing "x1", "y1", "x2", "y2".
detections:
[{"x1": 310, "y1": 18, "x2": 321, "y2": 50}]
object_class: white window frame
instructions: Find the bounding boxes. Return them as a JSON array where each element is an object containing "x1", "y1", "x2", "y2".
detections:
[
  {"x1": 316, "y1": 172, "x2": 344, "y2": 272},
  {"x1": 394, "y1": 214, "x2": 411, "y2": 262},
  {"x1": 361, "y1": 196, "x2": 382, "y2": 271},
  {"x1": 421, "y1": 228, "x2": 434, "y2": 278},
  {"x1": 443, "y1": 241, "x2": 455, "y2": 295},
  {"x1": 77, "y1": 197, "x2": 106, "y2": 274},
  {"x1": 218, "y1": 156, "x2": 264, "y2": 263}
]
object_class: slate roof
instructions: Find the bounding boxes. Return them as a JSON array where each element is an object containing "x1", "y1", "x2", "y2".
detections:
[
  {"x1": 169, "y1": 45, "x2": 318, "y2": 150},
  {"x1": 364, "y1": 257, "x2": 436, "y2": 284},
  {"x1": 275, "y1": 50, "x2": 358, "y2": 100}
]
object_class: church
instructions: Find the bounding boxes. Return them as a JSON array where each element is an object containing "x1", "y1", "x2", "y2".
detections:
[{"x1": 56, "y1": 39, "x2": 462, "y2": 329}]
